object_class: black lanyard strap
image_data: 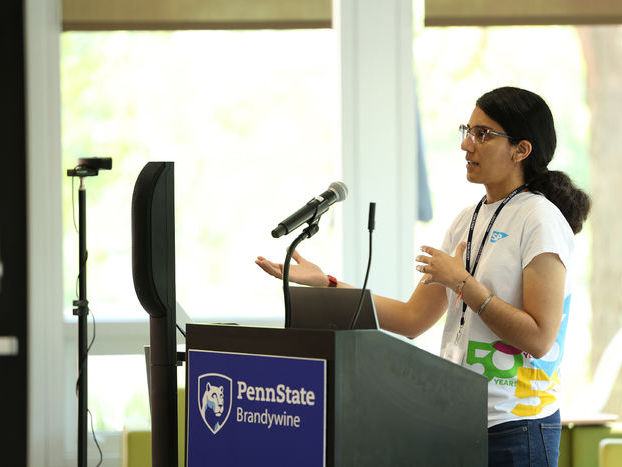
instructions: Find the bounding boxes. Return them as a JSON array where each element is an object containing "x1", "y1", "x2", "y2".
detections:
[{"x1": 460, "y1": 184, "x2": 528, "y2": 319}]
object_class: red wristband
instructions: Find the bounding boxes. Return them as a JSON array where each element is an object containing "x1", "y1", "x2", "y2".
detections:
[
  {"x1": 452, "y1": 274, "x2": 471, "y2": 308},
  {"x1": 327, "y1": 275, "x2": 338, "y2": 288}
]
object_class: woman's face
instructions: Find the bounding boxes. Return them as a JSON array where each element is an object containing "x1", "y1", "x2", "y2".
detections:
[{"x1": 461, "y1": 106, "x2": 518, "y2": 186}]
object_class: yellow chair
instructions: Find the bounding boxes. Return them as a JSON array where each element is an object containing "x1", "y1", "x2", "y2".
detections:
[
  {"x1": 599, "y1": 438, "x2": 622, "y2": 467},
  {"x1": 122, "y1": 388, "x2": 186, "y2": 467}
]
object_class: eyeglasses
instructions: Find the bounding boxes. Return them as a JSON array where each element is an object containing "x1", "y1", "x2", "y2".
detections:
[{"x1": 459, "y1": 124, "x2": 512, "y2": 144}]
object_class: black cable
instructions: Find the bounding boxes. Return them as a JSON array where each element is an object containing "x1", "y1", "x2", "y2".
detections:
[
  {"x1": 176, "y1": 323, "x2": 186, "y2": 337},
  {"x1": 87, "y1": 305, "x2": 96, "y2": 353},
  {"x1": 71, "y1": 167, "x2": 79, "y2": 233},
  {"x1": 88, "y1": 409, "x2": 103, "y2": 467},
  {"x1": 75, "y1": 250, "x2": 88, "y2": 299},
  {"x1": 74, "y1": 305, "x2": 96, "y2": 393},
  {"x1": 73, "y1": 265, "x2": 102, "y2": 467}
]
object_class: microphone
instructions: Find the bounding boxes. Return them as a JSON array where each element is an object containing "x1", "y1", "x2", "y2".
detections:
[
  {"x1": 349, "y1": 202, "x2": 376, "y2": 329},
  {"x1": 271, "y1": 182, "x2": 348, "y2": 238},
  {"x1": 367, "y1": 202, "x2": 376, "y2": 231}
]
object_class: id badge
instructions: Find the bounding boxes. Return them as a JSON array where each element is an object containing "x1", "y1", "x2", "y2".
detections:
[{"x1": 442, "y1": 341, "x2": 464, "y2": 365}]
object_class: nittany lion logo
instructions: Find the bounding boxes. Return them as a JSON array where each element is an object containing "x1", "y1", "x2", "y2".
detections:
[{"x1": 198, "y1": 373, "x2": 232, "y2": 434}]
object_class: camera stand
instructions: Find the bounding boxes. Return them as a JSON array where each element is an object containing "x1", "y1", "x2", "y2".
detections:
[{"x1": 66, "y1": 158, "x2": 111, "y2": 467}]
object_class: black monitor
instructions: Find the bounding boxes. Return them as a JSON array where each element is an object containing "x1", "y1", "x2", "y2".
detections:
[
  {"x1": 131, "y1": 161, "x2": 178, "y2": 467},
  {"x1": 289, "y1": 286, "x2": 379, "y2": 330}
]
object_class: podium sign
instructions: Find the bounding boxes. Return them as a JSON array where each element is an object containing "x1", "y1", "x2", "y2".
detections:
[{"x1": 186, "y1": 349, "x2": 326, "y2": 466}]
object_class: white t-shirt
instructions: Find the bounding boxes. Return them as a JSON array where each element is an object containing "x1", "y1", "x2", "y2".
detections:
[{"x1": 439, "y1": 191, "x2": 574, "y2": 428}]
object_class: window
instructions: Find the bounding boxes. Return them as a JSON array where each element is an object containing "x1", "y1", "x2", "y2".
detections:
[
  {"x1": 411, "y1": 21, "x2": 619, "y2": 418},
  {"x1": 61, "y1": 29, "x2": 339, "y2": 461},
  {"x1": 59, "y1": 10, "x2": 622, "y2": 466}
]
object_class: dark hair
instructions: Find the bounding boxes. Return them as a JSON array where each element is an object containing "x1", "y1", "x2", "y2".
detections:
[{"x1": 476, "y1": 86, "x2": 590, "y2": 234}]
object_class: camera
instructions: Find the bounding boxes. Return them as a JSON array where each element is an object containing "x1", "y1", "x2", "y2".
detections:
[{"x1": 66, "y1": 157, "x2": 112, "y2": 177}]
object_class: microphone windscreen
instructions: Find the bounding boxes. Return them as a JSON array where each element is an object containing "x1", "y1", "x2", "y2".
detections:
[
  {"x1": 329, "y1": 181, "x2": 348, "y2": 202},
  {"x1": 368, "y1": 202, "x2": 376, "y2": 231}
]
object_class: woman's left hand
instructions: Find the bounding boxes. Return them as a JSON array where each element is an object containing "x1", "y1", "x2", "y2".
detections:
[{"x1": 415, "y1": 242, "x2": 469, "y2": 290}]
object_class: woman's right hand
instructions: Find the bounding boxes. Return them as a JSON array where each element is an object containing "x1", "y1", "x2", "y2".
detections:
[{"x1": 255, "y1": 250, "x2": 329, "y2": 287}]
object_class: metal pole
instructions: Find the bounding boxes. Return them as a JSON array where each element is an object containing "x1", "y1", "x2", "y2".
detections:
[
  {"x1": 66, "y1": 158, "x2": 112, "y2": 466},
  {"x1": 76, "y1": 179, "x2": 88, "y2": 467}
]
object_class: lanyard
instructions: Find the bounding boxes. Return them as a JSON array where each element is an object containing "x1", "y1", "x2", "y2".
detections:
[{"x1": 459, "y1": 184, "x2": 528, "y2": 325}]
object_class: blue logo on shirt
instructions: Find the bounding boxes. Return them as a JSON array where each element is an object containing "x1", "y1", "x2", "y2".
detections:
[{"x1": 490, "y1": 231, "x2": 509, "y2": 243}]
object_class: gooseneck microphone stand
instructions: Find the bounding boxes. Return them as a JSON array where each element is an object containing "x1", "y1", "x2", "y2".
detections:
[
  {"x1": 349, "y1": 202, "x2": 376, "y2": 329},
  {"x1": 282, "y1": 220, "x2": 320, "y2": 328},
  {"x1": 67, "y1": 158, "x2": 111, "y2": 467}
]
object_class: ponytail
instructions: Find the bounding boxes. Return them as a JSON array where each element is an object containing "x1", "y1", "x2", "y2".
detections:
[{"x1": 526, "y1": 169, "x2": 591, "y2": 234}]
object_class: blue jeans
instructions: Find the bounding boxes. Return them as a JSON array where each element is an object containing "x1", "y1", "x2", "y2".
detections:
[{"x1": 488, "y1": 411, "x2": 561, "y2": 466}]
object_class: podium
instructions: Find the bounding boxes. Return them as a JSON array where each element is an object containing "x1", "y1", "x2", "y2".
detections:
[{"x1": 185, "y1": 324, "x2": 487, "y2": 466}]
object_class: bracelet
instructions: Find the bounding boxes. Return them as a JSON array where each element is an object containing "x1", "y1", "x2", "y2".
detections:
[
  {"x1": 327, "y1": 275, "x2": 338, "y2": 288},
  {"x1": 477, "y1": 293, "x2": 494, "y2": 315},
  {"x1": 452, "y1": 274, "x2": 471, "y2": 308},
  {"x1": 455, "y1": 273, "x2": 471, "y2": 295}
]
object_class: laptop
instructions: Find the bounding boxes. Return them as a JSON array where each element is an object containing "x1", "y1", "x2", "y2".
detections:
[{"x1": 289, "y1": 286, "x2": 379, "y2": 330}]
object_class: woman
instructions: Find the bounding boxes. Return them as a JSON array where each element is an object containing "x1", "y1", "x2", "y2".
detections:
[{"x1": 256, "y1": 87, "x2": 590, "y2": 466}]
